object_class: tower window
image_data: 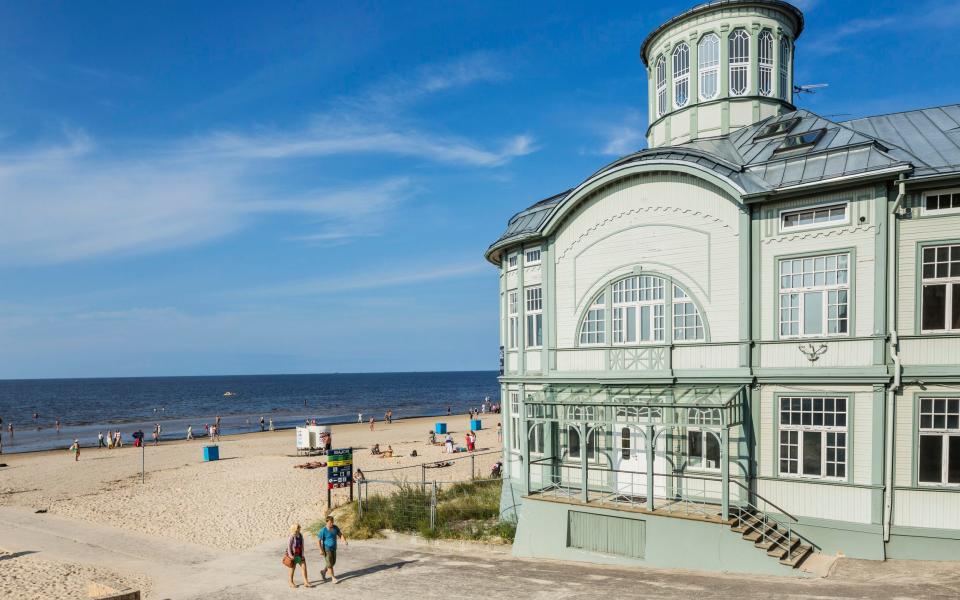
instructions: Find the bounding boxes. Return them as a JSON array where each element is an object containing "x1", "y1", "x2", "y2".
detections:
[
  {"x1": 729, "y1": 29, "x2": 750, "y2": 96},
  {"x1": 698, "y1": 33, "x2": 720, "y2": 101},
  {"x1": 673, "y1": 43, "x2": 690, "y2": 109},
  {"x1": 655, "y1": 55, "x2": 667, "y2": 117},
  {"x1": 779, "y1": 37, "x2": 791, "y2": 100},
  {"x1": 758, "y1": 30, "x2": 774, "y2": 97}
]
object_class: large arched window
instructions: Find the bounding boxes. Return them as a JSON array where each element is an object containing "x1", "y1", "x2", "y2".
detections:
[
  {"x1": 729, "y1": 28, "x2": 750, "y2": 96},
  {"x1": 698, "y1": 33, "x2": 720, "y2": 100},
  {"x1": 672, "y1": 43, "x2": 690, "y2": 108},
  {"x1": 655, "y1": 55, "x2": 667, "y2": 116},
  {"x1": 779, "y1": 37, "x2": 791, "y2": 100},
  {"x1": 758, "y1": 30, "x2": 774, "y2": 97},
  {"x1": 578, "y1": 275, "x2": 706, "y2": 344}
]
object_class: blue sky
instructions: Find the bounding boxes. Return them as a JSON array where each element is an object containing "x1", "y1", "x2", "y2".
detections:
[{"x1": 1, "y1": 0, "x2": 959, "y2": 379}]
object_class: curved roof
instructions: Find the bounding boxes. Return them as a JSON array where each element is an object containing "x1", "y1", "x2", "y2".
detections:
[{"x1": 640, "y1": 0, "x2": 805, "y2": 65}]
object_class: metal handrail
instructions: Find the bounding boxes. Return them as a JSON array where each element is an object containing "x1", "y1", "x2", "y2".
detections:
[{"x1": 729, "y1": 478, "x2": 798, "y2": 523}]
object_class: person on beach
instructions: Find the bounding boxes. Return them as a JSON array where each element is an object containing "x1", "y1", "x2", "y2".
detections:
[
  {"x1": 357, "y1": 412, "x2": 363, "y2": 424},
  {"x1": 444, "y1": 433, "x2": 454, "y2": 454},
  {"x1": 497, "y1": 422, "x2": 502, "y2": 443},
  {"x1": 369, "y1": 416, "x2": 374, "y2": 431},
  {"x1": 209, "y1": 424, "x2": 216, "y2": 442},
  {"x1": 70, "y1": 439, "x2": 80, "y2": 461},
  {"x1": 285, "y1": 523, "x2": 311, "y2": 588},
  {"x1": 186, "y1": 425, "x2": 193, "y2": 440},
  {"x1": 116, "y1": 431, "x2": 123, "y2": 448},
  {"x1": 354, "y1": 468, "x2": 365, "y2": 482},
  {"x1": 259, "y1": 416, "x2": 265, "y2": 432},
  {"x1": 98, "y1": 432, "x2": 105, "y2": 448},
  {"x1": 317, "y1": 515, "x2": 347, "y2": 584},
  {"x1": 447, "y1": 405, "x2": 452, "y2": 416},
  {"x1": 152, "y1": 428, "x2": 159, "y2": 446},
  {"x1": 55, "y1": 418, "x2": 61, "y2": 433},
  {"x1": 268, "y1": 419, "x2": 274, "y2": 431},
  {"x1": 215, "y1": 415, "x2": 221, "y2": 432}
]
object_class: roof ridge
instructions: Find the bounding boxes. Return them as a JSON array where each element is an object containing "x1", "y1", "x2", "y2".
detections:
[{"x1": 841, "y1": 103, "x2": 960, "y2": 124}]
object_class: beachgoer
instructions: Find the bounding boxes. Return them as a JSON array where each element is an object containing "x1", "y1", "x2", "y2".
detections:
[
  {"x1": 371, "y1": 443, "x2": 381, "y2": 455},
  {"x1": 369, "y1": 416, "x2": 374, "y2": 431},
  {"x1": 466, "y1": 432, "x2": 475, "y2": 452},
  {"x1": 157, "y1": 423, "x2": 162, "y2": 439},
  {"x1": 259, "y1": 416, "x2": 265, "y2": 432},
  {"x1": 447, "y1": 405, "x2": 452, "y2": 416},
  {"x1": 268, "y1": 419, "x2": 274, "y2": 431},
  {"x1": 317, "y1": 515, "x2": 347, "y2": 583},
  {"x1": 7, "y1": 423, "x2": 12, "y2": 435},
  {"x1": 215, "y1": 415, "x2": 221, "y2": 432},
  {"x1": 98, "y1": 432, "x2": 105, "y2": 448},
  {"x1": 152, "y1": 429, "x2": 159, "y2": 446},
  {"x1": 209, "y1": 424, "x2": 216, "y2": 442},
  {"x1": 491, "y1": 461, "x2": 502, "y2": 478},
  {"x1": 428, "y1": 430, "x2": 436, "y2": 445},
  {"x1": 70, "y1": 439, "x2": 80, "y2": 461},
  {"x1": 444, "y1": 434, "x2": 454, "y2": 454},
  {"x1": 108, "y1": 433, "x2": 115, "y2": 450},
  {"x1": 354, "y1": 468, "x2": 365, "y2": 482},
  {"x1": 186, "y1": 425, "x2": 193, "y2": 440},
  {"x1": 357, "y1": 412, "x2": 363, "y2": 424},
  {"x1": 286, "y1": 523, "x2": 311, "y2": 588},
  {"x1": 497, "y1": 422, "x2": 502, "y2": 443},
  {"x1": 55, "y1": 419, "x2": 61, "y2": 433}
]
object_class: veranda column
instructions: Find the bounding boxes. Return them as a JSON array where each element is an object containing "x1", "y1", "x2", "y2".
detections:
[
  {"x1": 646, "y1": 425, "x2": 655, "y2": 511},
  {"x1": 581, "y1": 422, "x2": 589, "y2": 502},
  {"x1": 721, "y1": 427, "x2": 730, "y2": 521}
]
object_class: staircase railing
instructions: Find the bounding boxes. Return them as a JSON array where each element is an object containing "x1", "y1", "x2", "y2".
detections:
[{"x1": 728, "y1": 479, "x2": 818, "y2": 559}]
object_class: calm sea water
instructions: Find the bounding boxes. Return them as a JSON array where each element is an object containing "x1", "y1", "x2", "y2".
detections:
[{"x1": 0, "y1": 371, "x2": 498, "y2": 454}]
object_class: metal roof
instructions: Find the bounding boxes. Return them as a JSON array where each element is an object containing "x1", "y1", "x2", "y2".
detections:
[{"x1": 486, "y1": 105, "x2": 960, "y2": 263}]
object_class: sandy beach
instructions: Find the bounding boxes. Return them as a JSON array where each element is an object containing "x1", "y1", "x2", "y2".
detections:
[{"x1": 0, "y1": 412, "x2": 501, "y2": 598}]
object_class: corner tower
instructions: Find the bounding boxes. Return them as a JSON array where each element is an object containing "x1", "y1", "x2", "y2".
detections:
[{"x1": 641, "y1": 0, "x2": 804, "y2": 148}]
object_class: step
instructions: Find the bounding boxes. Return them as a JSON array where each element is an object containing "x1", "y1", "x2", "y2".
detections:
[
  {"x1": 778, "y1": 544, "x2": 813, "y2": 568},
  {"x1": 731, "y1": 514, "x2": 764, "y2": 534},
  {"x1": 763, "y1": 535, "x2": 799, "y2": 559},
  {"x1": 742, "y1": 523, "x2": 779, "y2": 543}
]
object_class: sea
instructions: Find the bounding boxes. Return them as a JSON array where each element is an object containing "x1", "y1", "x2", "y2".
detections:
[{"x1": 0, "y1": 371, "x2": 499, "y2": 454}]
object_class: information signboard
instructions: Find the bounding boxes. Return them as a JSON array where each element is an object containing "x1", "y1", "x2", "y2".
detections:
[{"x1": 326, "y1": 447, "x2": 353, "y2": 490}]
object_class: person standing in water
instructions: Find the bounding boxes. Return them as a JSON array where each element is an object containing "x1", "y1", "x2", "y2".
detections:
[
  {"x1": 259, "y1": 416, "x2": 265, "y2": 432},
  {"x1": 55, "y1": 418, "x2": 61, "y2": 433},
  {"x1": 70, "y1": 439, "x2": 80, "y2": 461},
  {"x1": 186, "y1": 425, "x2": 193, "y2": 440}
]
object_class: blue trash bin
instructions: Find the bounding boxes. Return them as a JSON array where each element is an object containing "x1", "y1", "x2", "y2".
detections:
[
  {"x1": 470, "y1": 419, "x2": 482, "y2": 431},
  {"x1": 203, "y1": 445, "x2": 220, "y2": 461},
  {"x1": 435, "y1": 422, "x2": 447, "y2": 434}
]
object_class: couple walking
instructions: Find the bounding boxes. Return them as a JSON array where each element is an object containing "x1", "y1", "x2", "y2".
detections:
[{"x1": 285, "y1": 516, "x2": 347, "y2": 588}]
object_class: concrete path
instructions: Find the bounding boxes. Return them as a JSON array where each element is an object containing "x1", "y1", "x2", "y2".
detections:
[{"x1": 2, "y1": 506, "x2": 959, "y2": 599}]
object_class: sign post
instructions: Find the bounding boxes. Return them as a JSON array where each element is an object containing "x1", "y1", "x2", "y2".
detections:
[{"x1": 326, "y1": 447, "x2": 353, "y2": 510}]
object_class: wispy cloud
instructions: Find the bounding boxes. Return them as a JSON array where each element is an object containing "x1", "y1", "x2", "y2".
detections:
[
  {"x1": 805, "y1": 4, "x2": 960, "y2": 56},
  {"x1": 595, "y1": 110, "x2": 647, "y2": 156}
]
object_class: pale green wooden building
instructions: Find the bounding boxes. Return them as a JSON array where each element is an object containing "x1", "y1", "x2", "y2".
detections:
[{"x1": 486, "y1": 0, "x2": 960, "y2": 575}]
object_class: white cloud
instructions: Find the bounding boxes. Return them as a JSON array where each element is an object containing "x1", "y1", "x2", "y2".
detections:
[{"x1": 596, "y1": 110, "x2": 647, "y2": 156}]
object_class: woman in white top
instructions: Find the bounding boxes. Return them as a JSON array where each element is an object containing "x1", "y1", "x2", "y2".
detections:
[{"x1": 444, "y1": 434, "x2": 454, "y2": 454}]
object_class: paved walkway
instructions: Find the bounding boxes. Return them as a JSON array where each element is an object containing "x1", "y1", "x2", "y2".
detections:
[{"x1": 2, "y1": 506, "x2": 959, "y2": 599}]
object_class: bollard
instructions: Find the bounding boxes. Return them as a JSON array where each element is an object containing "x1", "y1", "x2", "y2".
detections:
[{"x1": 471, "y1": 454, "x2": 475, "y2": 479}]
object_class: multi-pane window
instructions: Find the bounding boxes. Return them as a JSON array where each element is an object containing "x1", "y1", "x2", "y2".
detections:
[
  {"x1": 525, "y1": 287, "x2": 543, "y2": 347},
  {"x1": 507, "y1": 253, "x2": 518, "y2": 270},
  {"x1": 567, "y1": 426, "x2": 581, "y2": 460},
  {"x1": 781, "y1": 203, "x2": 847, "y2": 231},
  {"x1": 918, "y1": 398, "x2": 960, "y2": 485},
  {"x1": 778, "y1": 254, "x2": 850, "y2": 337},
  {"x1": 921, "y1": 244, "x2": 960, "y2": 332},
  {"x1": 698, "y1": 33, "x2": 719, "y2": 100},
  {"x1": 613, "y1": 276, "x2": 665, "y2": 343},
  {"x1": 729, "y1": 29, "x2": 750, "y2": 96},
  {"x1": 525, "y1": 247, "x2": 542, "y2": 265},
  {"x1": 758, "y1": 30, "x2": 773, "y2": 97},
  {"x1": 925, "y1": 190, "x2": 960, "y2": 212},
  {"x1": 672, "y1": 43, "x2": 690, "y2": 108},
  {"x1": 655, "y1": 55, "x2": 667, "y2": 117},
  {"x1": 779, "y1": 397, "x2": 847, "y2": 479},
  {"x1": 509, "y1": 392, "x2": 520, "y2": 452},
  {"x1": 687, "y1": 408, "x2": 721, "y2": 470},
  {"x1": 507, "y1": 291, "x2": 519, "y2": 349},
  {"x1": 673, "y1": 287, "x2": 704, "y2": 341},
  {"x1": 528, "y1": 422, "x2": 545, "y2": 455},
  {"x1": 779, "y1": 37, "x2": 790, "y2": 99},
  {"x1": 579, "y1": 293, "x2": 606, "y2": 345}
]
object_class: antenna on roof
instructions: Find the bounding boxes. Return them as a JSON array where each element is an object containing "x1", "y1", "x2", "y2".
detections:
[{"x1": 793, "y1": 83, "x2": 829, "y2": 95}]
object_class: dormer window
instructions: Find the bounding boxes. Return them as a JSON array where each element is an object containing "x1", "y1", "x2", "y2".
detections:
[
  {"x1": 698, "y1": 33, "x2": 720, "y2": 101},
  {"x1": 758, "y1": 30, "x2": 774, "y2": 97},
  {"x1": 774, "y1": 129, "x2": 825, "y2": 154},
  {"x1": 673, "y1": 43, "x2": 690, "y2": 108},
  {"x1": 655, "y1": 55, "x2": 667, "y2": 117},
  {"x1": 729, "y1": 29, "x2": 750, "y2": 96},
  {"x1": 754, "y1": 117, "x2": 800, "y2": 141}
]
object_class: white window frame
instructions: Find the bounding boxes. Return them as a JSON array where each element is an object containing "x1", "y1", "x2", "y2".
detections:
[
  {"x1": 655, "y1": 55, "x2": 667, "y2": 117},
  {"x1": 918, "y1": 397, "x2": 960, "y2": 486},
  {"x1": 922, "y1": 188, "x2": 960, "y2": 216},
  {"x1": 672, "y1": 286, "x2": 705, "y2": 342},
  {"x1": 778, "y1": 253, "x2": 851, "y2": 338},
  {"x1": 687, "y1": 408, "x2": 722, "y2": 472},
  {"x1": 778, "y1": 396, "x2": 848, "y2": 480},
  {"x1": 778, "y1": 37, "x2": 790, "y2": 100},
  {"x1": 524, "y1": 247, "x2": 542, "y2": 265},
  {"x1": 528, "y1": 421, "x2": 545, "y2": 456},
  {"x1": 698, "y1": 33, "x2": 720, "y2": 101},
  {"x1": 778, "y1": 201, "x2": 850, "y2": 233},
  {"x1": 920, "y1": 244, "x2": 960, "y2": 333},
  {"x1": 509, "y1": 391, "x2": 521, "y2": 452},
  {"x1": 507, "y1": 290, "x2": 519, "y2": 350},
  {"x1": 729, "y1": 28, "x2": 750, "y2": 97},
  {"x1": 579, "y1": 292, "x2": 606, "y2": 346},
  {"x1": 672, "y1": 42, "x2": 690, "y2": 109},
  {"x1": 525, "y1": 286, "x2": 543, "y2": 348},
  {"x1": 758, "y1": 30, "x2": 774, "y2": 97},
  {"x1": 612, "y1": 276, "x2": 665, "y2": 344},
  {"x1": 506, "y1": 253, "x2": 518, "y2": 271}
]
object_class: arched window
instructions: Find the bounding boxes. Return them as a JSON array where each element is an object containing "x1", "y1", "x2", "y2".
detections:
[
  {"x1": 579, "y1": 293, "x2": 605, "y2": 345},
  {"x1": 779, "y1": 37, "x2": 791, "y2": 100},
  {"x1": 672, "y1": 43, "x2": 690, "y2": 108},
  {"x1": 687, "y1": 407, "x2": 722, "y2": 471},
  {"x1": 698, "y1": 33, "x2": 720, "y2": 100},
  {"x1": 673, "y1": 287, "x2": 705, "y2": 340},
  {"x1": 729, "y1": 28, "x2": 750, "y2": 96},
  {"x1": 655, "y1": 55, "x2": 667, "y2": 116},
  {"x1": 567, "y1": 426, "x2": 581, "y2": 460},
  {"x1": 758, "y1": 30, "x2": 774, "y2": 97},
  {"x1": 621, "y1": 427, "x2": 631, "y2": 459}
]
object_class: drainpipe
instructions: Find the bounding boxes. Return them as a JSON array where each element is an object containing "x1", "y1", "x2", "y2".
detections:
[{"x1": 883, "y1": 177, "x2": 906, "y2": 544}]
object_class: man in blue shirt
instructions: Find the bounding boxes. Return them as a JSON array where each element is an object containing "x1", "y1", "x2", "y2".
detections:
[{"x1": 317, "y1": 515, "x2": 347, "y2": 583}]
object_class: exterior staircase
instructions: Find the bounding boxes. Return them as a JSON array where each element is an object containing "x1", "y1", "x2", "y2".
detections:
[{"x1": 729, "y1": 505, "x2": 814, "y2": 569}]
